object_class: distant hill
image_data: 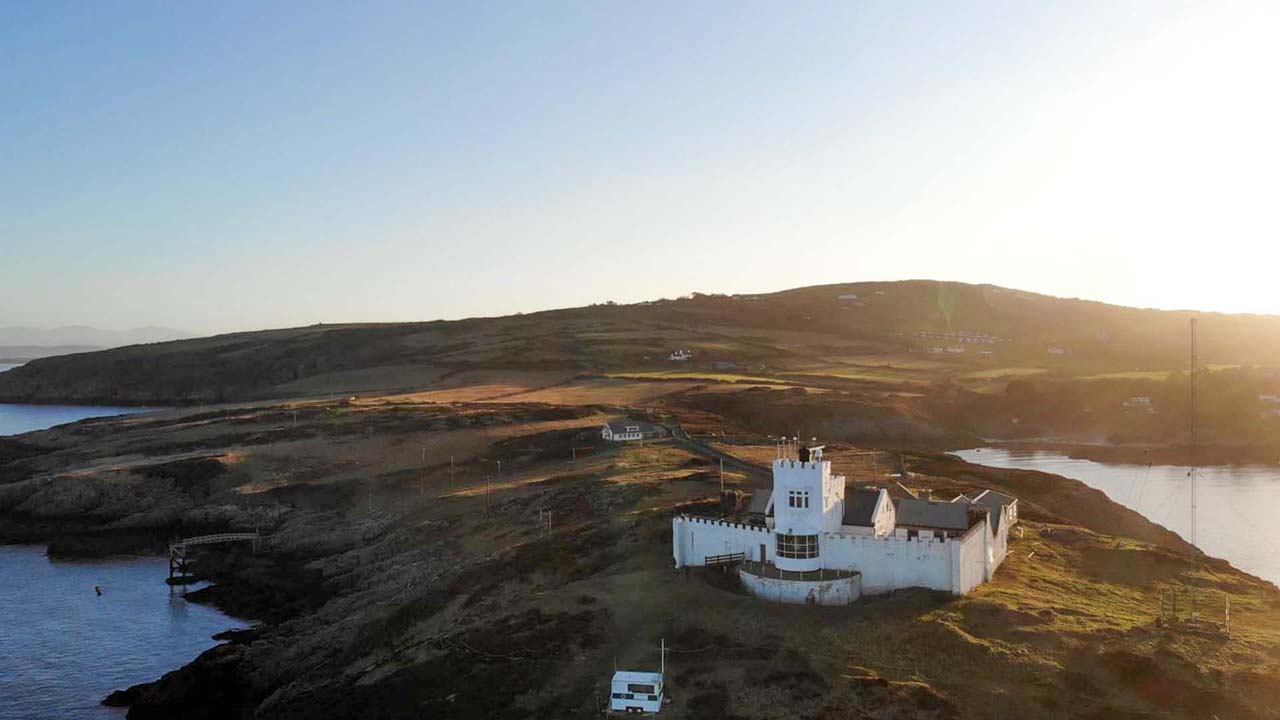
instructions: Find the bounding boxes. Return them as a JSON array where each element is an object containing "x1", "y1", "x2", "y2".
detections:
[
  {"x1": 0, "y1": 345, "x2": 101, "y2": 363},
  {"x1": 0, "y1": 326, "x2": 192, "y2": 349},
  {"x1": 2, "y1": 280, "x2": 1279, "y2": 409}
]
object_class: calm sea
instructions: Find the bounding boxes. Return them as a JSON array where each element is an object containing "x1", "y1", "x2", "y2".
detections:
[
  {"x1": 0, "y1": 362, "x2": 155, "y2": 436},
  {"x1": 955, "y1": 447, "x2": 1280, "y2": 586},
  {"x1": 1, "y1": 363, "x2": 234, "y2": 718},
  {"x1": 0, "y1": 546, "x2": 246, "y2": 720}
]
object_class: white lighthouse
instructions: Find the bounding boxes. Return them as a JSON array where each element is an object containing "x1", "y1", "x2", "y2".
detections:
[
  {"x1": 670, "y1": 435, "x2": 1016, "y2": 603},
  {"x1": 770, "y1": 443, "x2": 844, "y2": 572}
]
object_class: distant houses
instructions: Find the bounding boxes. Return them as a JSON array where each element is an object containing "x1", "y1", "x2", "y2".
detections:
[
  {"x1": 602, "y1": 420, "x2": 665, "y2": 443},
  {"x1": 1123, "y1": 396, "x2": 1155, "y2": 414},
  {"x1": 913, "y1": 330, "x2": 1007, "y2": 344},
  {"x1": 668, "y1": 349, "x2": 692, "y2": 361}
]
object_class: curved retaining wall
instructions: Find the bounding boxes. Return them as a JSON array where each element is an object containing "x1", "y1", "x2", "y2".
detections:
[{"x1": 737, "y1": 569, "x2": 862, "y2": 606}]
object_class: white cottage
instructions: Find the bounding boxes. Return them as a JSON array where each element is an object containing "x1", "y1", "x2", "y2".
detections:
[
  {"x1": 602, "y1": 420, "x2": 665, "y2": 443},
  {"x1": 672, "y1": 443, "x2": 1016, "y2": 604}
]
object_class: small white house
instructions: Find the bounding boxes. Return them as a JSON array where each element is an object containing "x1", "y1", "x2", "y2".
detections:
[
  {"x1": 610, "y1": 670, "x2": 664, "y2": 714},
  {"x1": 1123, "y1": 396, "x2": 1155, "y2": 414},
  {"x1": 602, "y1": 421, "x2": 664, "y2": 443},
  {"x1": 669, "y1": 350, "x2": 692, "y2": 361},
  {"x1": 837, "y1": 293, "x2": 859, "y2": 300}
]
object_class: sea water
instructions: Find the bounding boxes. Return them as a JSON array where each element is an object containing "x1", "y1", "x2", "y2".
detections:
[{"x1": 0, "y1": 545, "x2": 246, "y2": 719}]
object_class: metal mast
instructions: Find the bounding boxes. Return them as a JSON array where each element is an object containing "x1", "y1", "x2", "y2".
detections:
[{"x1": 1189, "y1": 317, "x2": 1198, "y2": 622}]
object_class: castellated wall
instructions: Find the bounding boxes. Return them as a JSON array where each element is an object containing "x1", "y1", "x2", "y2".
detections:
[
  {"x1": 673, "y1": 514, "x2": 1006, "y2": 596},
  {"x1": 818, "y1": 532, "x2": 955, "y2": 594},
  {"x1": 672, "y1": 516, "x2": 774, "y2": 566}
]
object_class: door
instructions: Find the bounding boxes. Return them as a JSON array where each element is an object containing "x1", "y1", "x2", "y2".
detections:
[{"x1": 760, "y1": 543, "x2": 767, "y2": 563}]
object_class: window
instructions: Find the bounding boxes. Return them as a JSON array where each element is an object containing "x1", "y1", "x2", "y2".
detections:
[
  {"x1": 787, "y1": 490, "x2": 810, "y2": 509},
  {"x1": 776, "y1": 533, "x2": 819, "y2": 559},
  {"x1": 907, "y1": 529, "x2": 919, "y2": 540},
  {"x1": 627, "y1": 684, "x2": 655, "y2": 694}
]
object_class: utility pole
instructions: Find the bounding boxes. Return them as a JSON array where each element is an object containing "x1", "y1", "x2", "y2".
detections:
[{"x1": 719, "y1": 458, "x2": 725, "y2": 494}]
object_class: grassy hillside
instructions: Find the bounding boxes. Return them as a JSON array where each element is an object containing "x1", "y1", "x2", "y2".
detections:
[
  {"x1": 4, "y1": 392, "x2": 1279, "y2": 719},
  {"x1": 5, "y1": 279, "x2": 1280, "y2": 453}
]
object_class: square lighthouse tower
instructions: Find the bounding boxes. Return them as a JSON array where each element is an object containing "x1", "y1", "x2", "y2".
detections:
[{"x1": 770, "y1": 442, "x2": 845, "y2": 572}]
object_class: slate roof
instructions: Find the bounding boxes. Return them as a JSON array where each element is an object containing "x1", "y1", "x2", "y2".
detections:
[
  {"x1": 746, "y1": 491, "x2": 773, "y2": 515},
  {"x1": 972, "y1": 489, "x2": 1016, "y2": 510},
  {"x1": 893, "y1": 497, "x2": 972, "y2": 531},
  {"x1": 842, "y1": 487, "x2": 883, "y2": 526},
  {"x1": 971, "y1": 489, "x2": 1017, "y2": 530}
]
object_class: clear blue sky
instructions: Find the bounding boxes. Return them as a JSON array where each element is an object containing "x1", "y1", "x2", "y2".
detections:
[{"x1": 3, "y1": 1, "x2": 1277, "y2": 333}]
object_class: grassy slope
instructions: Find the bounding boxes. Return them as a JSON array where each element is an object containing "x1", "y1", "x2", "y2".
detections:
[
  {"x1": 4, "y1": 388, "x2": 1280, "y2": 719},
  {"x1": 8, "y1": 279, "x2": 1280, "y2": 456},
  {"x1": 6, "y1": 279, "x2": 1280, "y2": 405}
]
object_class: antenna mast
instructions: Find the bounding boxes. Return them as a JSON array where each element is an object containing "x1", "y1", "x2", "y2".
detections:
[{"x1": 1189, "y1": 317, "x2": 1198, "y2": 622}]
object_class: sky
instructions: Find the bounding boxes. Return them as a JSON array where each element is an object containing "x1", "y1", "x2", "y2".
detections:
[{"x1": 2, "y1": 1, "x2": 1278, "y2": 334}]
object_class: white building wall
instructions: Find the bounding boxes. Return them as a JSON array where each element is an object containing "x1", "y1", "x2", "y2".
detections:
[
  {"x1": 672, "y1": 517, "x2": 772, "y2": 567},
  {"x1": 819, "y1": 533, "x2": 954, "y2": 594},
  {"x1": 955, "y1": 523, "x2": 989, "y2": 595},
  {"x1": 873, "y1": 493, "x2": 895, "y2": 537},
  {"x1": 738, "y1": 569, "x2": 861, "y2": 606},
  {"x1": 673, "y1": 512, "x2": 1012, "y2": 597}
]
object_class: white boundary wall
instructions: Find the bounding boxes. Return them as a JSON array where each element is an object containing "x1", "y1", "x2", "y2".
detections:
[
  {"x1": 673, "y1": 516, "x2": 774, "y2": 564},
  {"x1": 738, "y1": 569, "x2": 862, "y2": 605},
  {"x1": 673, "y1": 512, "x2": 1009, "y2": 596}
]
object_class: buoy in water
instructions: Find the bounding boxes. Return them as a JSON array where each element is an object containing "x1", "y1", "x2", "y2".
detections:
[{"x1": 94, "y1": 585, "x2": 103, "y2": 596}]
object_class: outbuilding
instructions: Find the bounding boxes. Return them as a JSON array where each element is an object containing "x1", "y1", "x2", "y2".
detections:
[{"x1": 610, "y1": 670, "x2": 664, "y2": 714}]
